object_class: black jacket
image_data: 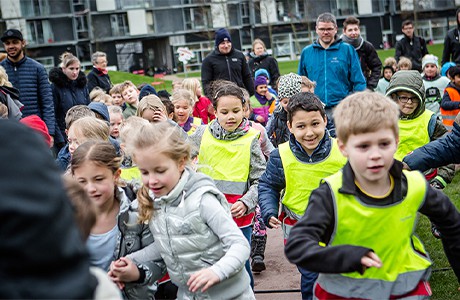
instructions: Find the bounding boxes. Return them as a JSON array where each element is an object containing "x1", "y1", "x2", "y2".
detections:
[
  {"x1": 201, "y1": 48, "x2": 254, "y2": 97},
  {"x1": 442, "y1": 28, "x2": 460, "y2": 65},
  {"x1": 86, "y1": 66, "x2": 112, "y2": 93},
  {"x1": 248, "y1": 53, "x2": 280, "y2": 87},
  {"x1": 395, "y1": 35, "x2": 428, "y2": 72},
  {"x1": 356, "y1": 41, "x2": 382, "y2": 90}
]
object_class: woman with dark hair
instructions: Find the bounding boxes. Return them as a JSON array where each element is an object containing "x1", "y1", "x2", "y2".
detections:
[{"x1": 248, "y1": 39, "x2": 280, "y2": 88}]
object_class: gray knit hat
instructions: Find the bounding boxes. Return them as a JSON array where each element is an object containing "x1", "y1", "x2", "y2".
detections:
[
  {"x1": 385, "y1": 70, "x2": 425, "y2": 103},
  {"x1": 278, "y1": 73, "x2": 302, "y2": 99}
]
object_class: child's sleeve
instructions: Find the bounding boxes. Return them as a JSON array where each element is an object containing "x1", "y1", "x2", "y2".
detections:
[
  {"x1": 239, "y1": 138, "x2": 266, "y2": 213},
  {"x1": 441, "y1": 89, "x2": 460, "y2": 110},
  {"x1": 258, "y1": 149, "x2": 286, "y2": 226},
  {"x1": 285, "y1": 184, "x2": 372, "y2": 274},
  {"x1": 419, "y1": 184, "x2": 460, "y2": 283},
  {"x1": 200, "y1": 193, "x2": 250, "y2": 281}
]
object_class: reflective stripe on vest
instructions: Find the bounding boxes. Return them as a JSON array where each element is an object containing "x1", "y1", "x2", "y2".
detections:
[
  {"x1": 198, "y1": 123, "x2": 259, "y2": 227},
  {"x1": 395, "y1": 110, "x2": 432, "y2": 161},
  {"x1": 186, "y1": 117, "x2": 202, "y2": 136},
  {"x1": 440, "y1": 87, "x2": 460, "y2": 131},
  {"x1": 279, "y1": 138, "x2": 346, "y2": 217},
  {"x1": 316, "y1": 170, "x2": 431, "y2": 299}
]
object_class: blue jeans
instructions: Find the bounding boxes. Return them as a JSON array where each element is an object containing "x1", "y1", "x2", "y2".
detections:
[
  {"x1": 297, "y1": 265, "x2": 318, "y2": 300},
  {"x1": 240, "y1": 226, "x2": 254, "y2": 289}
]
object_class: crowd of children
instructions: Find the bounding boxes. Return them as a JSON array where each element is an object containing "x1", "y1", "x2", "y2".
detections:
[{"x1": 4, "y1": 32, "x2": 460, "y2": 300}]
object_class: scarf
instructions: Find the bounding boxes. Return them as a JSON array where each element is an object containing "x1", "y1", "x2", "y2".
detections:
[
  {"x1": 180, "y1": 116, "x2": 194, "y2": 132},
  {"x1": 254, "y1": 92, "x2": 269, "y2": 105},
  {"x1": 96, "y1": 67, "x2": 108, "y2": 75},
  {"x1": 208, "y1": 118, "x2": 250, "y2": 141},
  {"x1": 341, "y1": 34, "x2": 364, "y2": 50}
]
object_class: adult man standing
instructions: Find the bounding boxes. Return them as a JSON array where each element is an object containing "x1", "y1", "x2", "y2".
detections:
[
  {"x1": 298, "y1": 12, "x2": 366, "y2": 132},
  {"x1": 342, "y1": 16, "x2": 382, "y2": 91},
  {"x1": 87, "y1": 51, "x2": 112, "y2": 93},
  {"x1": 201, "y1": 28, "x2": 254, "y2": 97},
  {"x1": 0, "y1": 29, "x2": 55, "y2": 141},
  {"x1": 441, "y1": 8, "x2": 460, "y2": 65},
  {"x1": 395, "y1": 20, "x2": 428, "y2": 72}
]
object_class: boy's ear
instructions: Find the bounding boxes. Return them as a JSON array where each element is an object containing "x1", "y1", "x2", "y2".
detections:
[
  {"x1": 337, "y1": 139, "x2": 348, "y2": 157},
  {"x1": 287, "y1": 120, "x2": 293, "y2": 133}
]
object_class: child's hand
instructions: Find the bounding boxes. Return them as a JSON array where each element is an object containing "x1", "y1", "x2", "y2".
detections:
[
  {"x1": 231, "y1": 201, "x2": 248, "y2": 218},
  {"x1": 187, "y1": 268, "x2": 220, "y2": 293},
  {"x1": 153, "y1": 110, "x2": 167, "y2": 122},
  {"x1": 256, "y1": 115, "x2": 265, "y2": 123},
  {"x1": 108, "y1": 257, "x2": 140, "y2": 283},
  {"x1": 360, "y1": 251, "x2": 382, "y2": 271},
  {"x1": 268, "y1": 216, "x2": 282, "y2": 229}
]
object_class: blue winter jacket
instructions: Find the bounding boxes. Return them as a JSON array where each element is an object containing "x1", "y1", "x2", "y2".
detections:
[
  {"x1": 298, "y1": 38, "x2": 366, "y2": 107},
  {"x1": 403, "y1": 121, "x2": 460, "y2": 171},
  {"x1": 258, "y1": 132, "x2": 333, "y2": 227},
  {"x1": 1, "y1": 56, "x2": 55, "y2": 135}
]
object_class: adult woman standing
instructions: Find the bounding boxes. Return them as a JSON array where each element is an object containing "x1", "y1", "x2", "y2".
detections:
[
  {"x1": 248, "y1": 39, "x2": 280, "y2": 88},
  {"x1": 49, "y1": 52, "x2": 89, "y2": 150}
]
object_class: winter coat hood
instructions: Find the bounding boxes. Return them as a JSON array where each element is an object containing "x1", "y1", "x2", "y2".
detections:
[
  {"x1": 386, "y1": 70, "x2": 426, "y2": 119},
  {"x1": 49, "y1": 67, "x2": 87, "y2": 88}
]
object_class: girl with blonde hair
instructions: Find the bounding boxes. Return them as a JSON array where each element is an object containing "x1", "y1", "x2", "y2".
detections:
[{"x1": 182, "y1": 78, "x2": 215, "y2": 124}]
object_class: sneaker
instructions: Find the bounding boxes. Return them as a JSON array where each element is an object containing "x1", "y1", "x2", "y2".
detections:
[{"x1": 431, "y1": 223, "x2": 442, "y2": 239}]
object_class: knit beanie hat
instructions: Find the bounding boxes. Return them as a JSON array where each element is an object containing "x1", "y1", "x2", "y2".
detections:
[
  {"x1": 385, "y1": 70, "x2": 425, "y2": 103},
  {"x1": 19, "y1": 115, "x2": 52, "y2": 147},
  {"x1": 139, "y1": 84, "x2": 158, "y2": 100},
  {"x1": 422, "y1": 54, "x2": 439, "y2": 70},
  {"x1": 441, "y1": 62, "x2": 456, "y2": 77},
  {"x1": 215, "y1": 28, "x2": 231, "y2": 47},
  {"x1": 88, "y1": 101, "x2": 110, "y2": 122},
  {"x1": 254, "y1": 76, "x2": 268, "y2": 88},
  {"x1": 278, "y1": 73, "x2": 302, "y2": 99},
  {"x1": 255, "y1": 68, "x2": 270, "y2": 81}
]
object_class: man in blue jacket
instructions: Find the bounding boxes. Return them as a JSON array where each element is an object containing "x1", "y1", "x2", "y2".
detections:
[
  {"x1": 298, "y1": 13, "x2": 366, "y2": 135},
  {"x1": 1, "y1": 29, "x2": 55, "y2": 143}
]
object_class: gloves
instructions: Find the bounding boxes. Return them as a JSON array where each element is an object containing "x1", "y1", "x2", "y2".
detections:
[{"x1": 430, "y1": 176, "x2": 447, "y2": 190}]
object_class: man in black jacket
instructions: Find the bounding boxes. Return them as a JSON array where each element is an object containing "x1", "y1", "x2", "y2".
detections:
[
  {"x1": 442, "y1": 8, "x2": 460, "y2": 65},
  {"x1": 201, "y1": 28, "x2": 254, "y2": 97},
  {"x1": 342, "y1": 17, "x2": 382, "y2": 90},
  {"x1": 395, "y1": 20, "x2": 428, "y2": 72}
]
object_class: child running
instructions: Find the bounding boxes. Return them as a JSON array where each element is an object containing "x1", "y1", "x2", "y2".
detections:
[
  {"x1": 172, "y1": 89, "x2": 203, "y2": 135},
  {"x1": 285, "y1": 91, "x2": 460, "y2": 299},
  {"x1": 441, "y1": 65, "x2": 460, "y2": 131},
  {"x1": 421, "y1": 54, "x2": 450, "y2": 116},
  {"x1": 182, "y1": 78, "x2": 215, "y2": 124},
  {"x1": 259, "y1": 92, "x2": 346, "y2": 299},
  {"x1": 110, "y1": 122, "x2": 254, "y2": 299},
  {"x1": 190, "y1": 80, "x2": 266, "y2": 288}
]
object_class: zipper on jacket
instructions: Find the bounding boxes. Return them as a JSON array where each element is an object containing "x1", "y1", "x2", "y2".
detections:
[
  {"x1": 324, "y1": 50, "x2": 328, "y2": 107},
  {"x1": 226, "y1": 56, "x2": 232, "y2": 80}
]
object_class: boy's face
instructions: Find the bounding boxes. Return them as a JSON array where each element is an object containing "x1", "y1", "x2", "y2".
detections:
[
  {"x1": 280, "y1": 98, "x2": 289, "y2": 110},
  {"x1": 111, "y1": 93, "x2": 124, "y2": 106},
  {"x1": 288, "y1": 110, "x2": 327, "y2": 155},
  {"x1": 343, "y1": 24, "x2": 360, "y2": 39},
  {"x1": 256, "y1": 84, "x2": 268, "y2": 95},
  {"x1": 383, "y1": 69, "x2": 393, "y2": 80},
  {"x1": 338, "y1": 128, "x2": 398, "y2": 190},
  {"x1": 395, "y1": 91, "x2": 419, "y2": 116},
  {"x1": 109, "y1": 113, "x2": 123, "y2": 138},
  {"x1": 424, "y1": 63, "x2": 437, "y2": 77},
  {"x1": 122, "y1": 86, "x2": 139, "y2": 105},
  {"x1": 453, "y1": 74, "x2": 460, "y2": 87}
]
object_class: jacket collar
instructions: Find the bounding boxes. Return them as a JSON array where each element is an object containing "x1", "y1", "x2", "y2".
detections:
[
  {"x1": 289, "y1": 130, "x2": 332, "y2": 162},
  {"x1": 313, "y1": 37, "x2": 342, "y2": 50}
]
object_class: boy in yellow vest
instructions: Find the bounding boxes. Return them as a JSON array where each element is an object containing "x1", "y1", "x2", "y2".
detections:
[
  {"x1": 386, "y1": 70, "x2": 455, "y2": 238},
  {"x1": 259, "y1": 92, "x2": 346, "y2": 299},
  {"x1": 285, "y1": 91, "x2": 460, "y2": 299}
]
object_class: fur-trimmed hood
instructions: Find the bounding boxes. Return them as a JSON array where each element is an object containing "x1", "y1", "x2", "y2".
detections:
[{"x1": 49, "y1": 67, "x2": 87, "y2": 88}]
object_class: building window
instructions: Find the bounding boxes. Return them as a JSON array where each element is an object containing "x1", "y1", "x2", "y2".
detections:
[
  {"x1": 20, "y1": 0, "x2": 50, "y2": 17},
  {"x1": 27, "y1": 20, "x2": 53, "y2": 45},
  {"x1": 184, "y1": 6, "x2": 211, "y2": 30},
  {"x1": 35, "y1": 56, "x2": 54, "y2": 72},
  {"x1": 241, "y1": 2, "x2": 250, "y2": 25},
  {"x1": 110, "y1": 14, "x2": 129, "y2": 36},
  {"x1": 276, "y1": 0, "x2": 304, "y2": 22},
  {"x1": 332, "y1": 0, "x2": 358, "y2": 16},
  {"x1": 120, "y1": 0, "x2": 151, "y2": 9}
]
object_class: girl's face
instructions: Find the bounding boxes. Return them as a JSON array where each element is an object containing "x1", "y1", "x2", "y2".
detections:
[
  {"x1": 135, "y1": 147, "x2": 186, "y2": 198},
  {"x1": 256, "y1": 84, "x2": 268, "y2": 95},
  {"x1": 62, "y1": 62, "x2": 80, "y2": 81},
  {"x1": 173, "y1": 99, "x2": 191, "y2": 124},
  {"x1": 109, "y1": 113, "x2": 123, "y2": 138},
  {"x1": 253, "y1": 42, "x2": 265, "y2": 56},
  {"x1": 424, "y1": 63, "x2": 437, "y2": 77},
  {"x1": 67, "y1": 126, "x2": 87, "y2": 156},
  {"x1": 195, "y1": 84, "x2": 202, "y2": 97},
  {"x1": 383, "y1": 69, "x2": 393, "y2": 80},
  {"x1": 73, "y1": 161, "x2": 120, "y2": 209},
  {"x1": 215, "y1": 95, "x2": 244, "y2": 131}
]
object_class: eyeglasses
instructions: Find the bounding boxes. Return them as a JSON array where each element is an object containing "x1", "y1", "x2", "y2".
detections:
[
  {"x1": 398, "y1": 95, "x2": 419, "y2": 103},
  {"x1": 317, "y1": 27, "x2": 336, "y2": 33}
]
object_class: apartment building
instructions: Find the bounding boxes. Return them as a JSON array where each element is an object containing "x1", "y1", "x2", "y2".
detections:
[{"x1": 0, "y1": 0, "x2": 458, "y2": 73}]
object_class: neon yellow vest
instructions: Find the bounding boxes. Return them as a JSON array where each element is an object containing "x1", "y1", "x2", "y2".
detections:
[
  {"x1": 120, "y1": 166, "x2": 141, "y2": 182},
  {"x1": 186, "y1": 117, "x2": 202, "y2": 136},
  {"x1": 279, "y1": 138, "x2": 346, "y2": 217},
  {"x1": 198, "y1": 123, "x2": 259, "y2": 227},
  {"x1": 317, "y1": 170, "x2": 431, "y2": 299},
  {"x1": 395, "y1": 110, "x2": 432, "y2": 160}
]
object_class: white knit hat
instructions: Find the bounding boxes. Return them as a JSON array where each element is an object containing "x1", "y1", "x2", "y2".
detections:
[{"x1": 422, "y1": 54, "x2": 439, "y2": 70}]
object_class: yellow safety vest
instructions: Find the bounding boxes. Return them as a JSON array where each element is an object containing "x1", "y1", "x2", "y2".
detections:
[
  {"x1": 198, "y1": 123, "x2": 259, "y2": 227},
  {"x1": 395, "y1": 110, "x2": 432, "y2": 161},
  {"x1": 186, "y1": 117, "x2": 202, "y2": 135},
  {"x1": 279, "y1": 138, "x2": 346, "y2": 217},
  {"x1": 120, "y1": 166, "x2": 141, "y2": 182},
  {"x1": 317, "y1": 170, "x2": 432, "y2": 299}
]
